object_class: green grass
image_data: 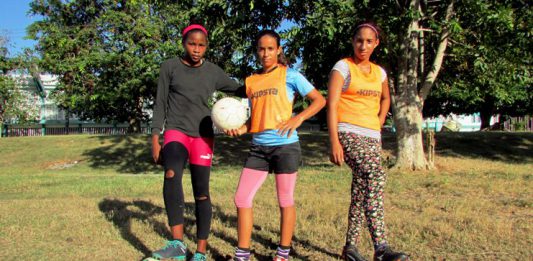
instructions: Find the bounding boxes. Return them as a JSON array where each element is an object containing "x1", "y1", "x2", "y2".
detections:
[{"x1": 0, "y1": 132, "x2": 532, "y2": 260}]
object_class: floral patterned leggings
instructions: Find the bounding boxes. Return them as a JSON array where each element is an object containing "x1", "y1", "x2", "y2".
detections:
[{"x1": 339, "y1": 132, "x2": 387, "y2": 248}]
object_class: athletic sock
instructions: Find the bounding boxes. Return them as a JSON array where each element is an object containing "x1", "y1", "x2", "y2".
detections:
[
  {"x1": 275, "y1": 245, "x2": 290, "y2": 259},
  {"x1": 235, "y1": 247, "x2": 251, "y2": 260}
]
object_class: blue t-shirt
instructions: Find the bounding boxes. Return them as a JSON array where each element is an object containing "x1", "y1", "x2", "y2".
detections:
[{"x1": 252, "y1": 68, "x2": 315, "y2": 146}]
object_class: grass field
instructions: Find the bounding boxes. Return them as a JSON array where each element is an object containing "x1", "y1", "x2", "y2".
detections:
[{"x1": 0, "y1": 132, "x2": 532, "y2": 260}]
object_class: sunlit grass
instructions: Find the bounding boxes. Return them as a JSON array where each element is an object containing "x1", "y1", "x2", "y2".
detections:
[{"x1": 0, "y1": 132, "x2": 531, "y2": 260}]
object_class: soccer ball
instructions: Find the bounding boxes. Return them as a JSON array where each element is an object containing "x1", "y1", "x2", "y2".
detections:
[{"x1": 211, "y1": 97, "x2": 248, "y2": 131}]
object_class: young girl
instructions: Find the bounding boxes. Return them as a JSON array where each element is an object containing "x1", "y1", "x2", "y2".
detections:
[
  {"x1": 327, "y1": 22, "x2": 409, "y2": 261},
  {"x1": 150, "y1": 23, "x2": 242, "y2": 261},
  {"x1": 226, "y1": 30, "x2": 326, "y2": 261}
]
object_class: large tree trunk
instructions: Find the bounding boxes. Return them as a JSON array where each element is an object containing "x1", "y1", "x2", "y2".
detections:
[
  {"x1": 392, "y1": 0, "x2": 454, "y2": 170},
  {"x1": 393, "y1": 95, "x2": 430, "y2": 170},
  {"x1": 392, "y1": 0, "x2": 431, "y2": 170},
  {"x1": 479, "y1": 100, "x2": 494, "y2": 130},
  {"x1": 480, "y1": 111, "x2": 492, "y2": 130}
]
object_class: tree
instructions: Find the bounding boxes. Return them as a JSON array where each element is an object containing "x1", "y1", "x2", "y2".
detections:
[
  {"x1": 285, "y1": 0, "x2": 457, "y2": 170},
  {"x1": 423, "y1": 0, "x2": 532, "y2": 128},
  {"x1": 28, "y1": 1, "x2": 177, "y2": 132},
  {"x1": 1, "y1": 36, "x2": 40, "y2": 136},
  {"x1": 27, "y1": 0, "x2": 284, "y2": 132}
]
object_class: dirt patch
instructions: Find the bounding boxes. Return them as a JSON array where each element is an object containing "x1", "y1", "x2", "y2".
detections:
[{"x1": 45, "y1": 160, "x2": 82, "y2": 170}]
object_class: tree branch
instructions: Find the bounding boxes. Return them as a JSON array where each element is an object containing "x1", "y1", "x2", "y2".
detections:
[
  {"x1": 419, "y1": 0, "x2": 454, "y2": 101},
  {"x1": 395, "y1": 0, "x2": 402, "y2": 9}
]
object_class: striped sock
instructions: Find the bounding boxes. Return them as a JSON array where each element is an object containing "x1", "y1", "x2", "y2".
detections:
[
  {"x1": 276, "y1": 245, "x2": 290, "y2": 259},
  {"x1": 235, "y1": 247, "x2": 251, "y2": 261}
]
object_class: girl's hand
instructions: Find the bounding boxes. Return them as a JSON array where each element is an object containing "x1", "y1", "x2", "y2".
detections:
[
  {"x1": 276, "y1": 116, "x2": 304, "y2": 138},
  {"x1": 152, "y1": 141, "x2": 161, "y2": 164},
  {"x1": 330, "y1": 141, "x2": 344, "y2": 166},
  {"x1": 224, "y1": 124, "x2": 248, "y2": 137}
]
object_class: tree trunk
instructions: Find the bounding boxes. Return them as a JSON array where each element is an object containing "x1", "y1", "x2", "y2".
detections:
[
  {"x1": 393, "y1": 96, "x2": 430, "y2": 170},
  {"x1": 391, "y1": 0, "x2": 453, "y2": 170},
  {"x1": 479, "y1": 106, "x2": 493, "y2": 130},
  {"x1": 392, "y1": 1, "x2": 431, "y2": 170},
  {"x1": 0, "y1": 114, "x2": 3, "y2": 137},
  {"x1": 478, "y1": 95, "x2": 495, "y2": 130},
  {"x1": 128, "y1": 97, "x2": 144, "y2": 133}
]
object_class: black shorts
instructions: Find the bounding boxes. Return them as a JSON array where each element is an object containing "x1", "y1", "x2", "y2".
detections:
[{"x1": 243, "y1": 142, "x2": 301, "y2": 174}]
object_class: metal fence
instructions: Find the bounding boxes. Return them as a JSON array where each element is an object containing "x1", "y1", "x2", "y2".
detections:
[
  {"x1": 1, "y1": 124, "x2": 151, "y2": 137},
  {"x1": 2, "y1": 116, "x2": 531, "y2": 138},
  {"x1": 502, "y1": 116, "x2": 533, "y2": 132}
]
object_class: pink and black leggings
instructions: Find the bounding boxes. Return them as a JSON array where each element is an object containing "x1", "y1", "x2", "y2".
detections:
[{"x1": 161, "y1": 130, "x2": 214, "y2": 240}]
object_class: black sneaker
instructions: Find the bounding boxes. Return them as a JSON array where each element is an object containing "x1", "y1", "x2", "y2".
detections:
[
  {"x1": 342, "y1": 245, "x2": 368, "y2": 261},
  {"x1": 374, "y1": 245, "x2": 408, "y2": 261}
]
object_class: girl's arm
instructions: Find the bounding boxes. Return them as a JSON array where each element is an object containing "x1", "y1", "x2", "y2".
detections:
[
  {"x1": 277, "y1": 88, "x2": 326, "y2": 138},
  {"x1": 151, "y1": 63, "x2": 170, "y2": 164},
  {"x1": 378, "y1": 78, "x2": 391, "y2": 127},
  {"x1": 327, "y1": 70, "x2": 345, "y2": 166},
  {"x1": 215, "y1": 66, "x2": 247, "y2": 97}
]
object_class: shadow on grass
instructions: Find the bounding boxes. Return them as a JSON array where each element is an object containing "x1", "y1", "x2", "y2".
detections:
[
  {"x1": 83, "y1": 132, "x2": 531, "y2": 174},
  {"x1": 381, "y1": 132, "x2": 533, "y2": 164},
  {"x1": 98, "y1": 198, "x2": 169, "y2": 259},
  {"x1": 82, "y1": 132, "x2": 333, "y2": 174},
  {"x1": 98, "y1": 198, "x2": 341, "y2": 260},
  {"x1": 432, "y1": 132, "x2": 533, "y2": 163},
  {"x1": 211, "y1": 135, "x2": 252, "y2": 167},
  {"x1": 81, "y1": 134, "x2": 253, "y2": 174},
  {"x1": 98, "y1": 198, "x2": 229, "y2": 260},
  {"x1": 213, "y1": 132, "x2": 333, "y2": 168},
  {"x1": 83, "y1": 135, "x2": 160, "y2": 174}
]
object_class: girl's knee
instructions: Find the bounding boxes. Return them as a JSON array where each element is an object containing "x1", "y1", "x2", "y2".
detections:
[
  {"x1": 277, "y1": 193, "x2": 294, "y2": 208},
  {"x1": 165, "y1": 169, "x2": 175, "y2": 178},
  {"x1": 234, "y1": 194, "x2": 253, "y2": 208}
]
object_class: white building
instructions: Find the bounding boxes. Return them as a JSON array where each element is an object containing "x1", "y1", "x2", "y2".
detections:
[
  {"x1": 423, "y1": 114, "x2": 500, "y2": 132},
  {"x1": 6, "y1": 72, "x2": 76, "y2": 124}
]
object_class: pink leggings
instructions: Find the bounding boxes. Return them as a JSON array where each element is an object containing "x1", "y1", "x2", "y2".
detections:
[{"x1": 234, "y1": 168, "x2": 297, "y2": 208}]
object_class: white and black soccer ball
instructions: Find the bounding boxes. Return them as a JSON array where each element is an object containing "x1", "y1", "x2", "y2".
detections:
[{"x1": 211, "y1": 97, "x2": 248, "y2": 131}]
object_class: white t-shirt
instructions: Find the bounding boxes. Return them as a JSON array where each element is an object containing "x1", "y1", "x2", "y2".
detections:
[{"x1": 331, "y1": 60, "x2": 387, "y2": 92}]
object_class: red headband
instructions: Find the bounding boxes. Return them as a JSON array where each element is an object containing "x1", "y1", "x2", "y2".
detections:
[
  {"x1": 356, "y1": 23, "x2": 379, "y2": 38},
  {"x1": 182, "y1": 24, "x2": 208, "y2": 37}
]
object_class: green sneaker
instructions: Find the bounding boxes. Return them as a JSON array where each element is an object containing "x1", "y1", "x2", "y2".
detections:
[
  {"x1": 189, "y1": 252, "x2": 207, "y2": 261},
  {"x1": 152, "y1": 240, "x2": 187, "y2": 260}
]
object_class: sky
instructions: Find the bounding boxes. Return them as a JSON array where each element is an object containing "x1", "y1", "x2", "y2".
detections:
[{"x1": 0, "y1": 0, "x2": 39, "y2": 56}]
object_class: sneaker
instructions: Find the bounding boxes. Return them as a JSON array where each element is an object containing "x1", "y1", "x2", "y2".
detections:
[
  {"x1": 342, "y1": 245, "x2": 367, "y2": 261},
  {"x1": 189, "y1": 252, "x2": 207, "y2": 261},
  {"x1": 273, "y1": 256, "x2": 288, "y2": 261},
  {"x1": 374, "y1": 245, "x2": 408, "y2": 261},
  {"x1": 152, "y1": 240, "x2": 187, "y2": 260},
  {"x1": 233, "y1": 257, "x2": 249, "y2": 261}
]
